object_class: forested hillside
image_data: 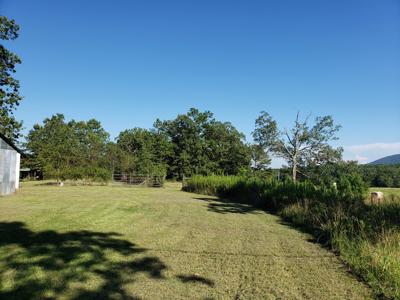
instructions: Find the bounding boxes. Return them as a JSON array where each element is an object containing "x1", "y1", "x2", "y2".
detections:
[{"x1": 369, "y1": 154, "x2": 400, "y2": 165}]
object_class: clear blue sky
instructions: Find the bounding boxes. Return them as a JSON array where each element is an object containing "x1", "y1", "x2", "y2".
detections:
[{"x1": 1, "y1": 0, "x2": 399, "y2": 165}]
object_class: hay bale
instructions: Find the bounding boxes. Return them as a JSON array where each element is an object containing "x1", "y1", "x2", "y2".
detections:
[{"x1": 370, "y1": 191, "x2": 384, "y2": 204}]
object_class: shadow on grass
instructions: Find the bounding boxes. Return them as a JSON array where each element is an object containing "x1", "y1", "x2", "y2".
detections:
[
  {"x1": 0, "y1": 221, "x2": 167, "y2": 300},
  {"x1": 277, "y1": 219, "x2": 329, "y2": 246},
  {"x1": 193, "y1": 197, "x2": 261, "y2": 215},
  {"x1": 33, "y1": 181, "x2": 59, "y2": 186},
  {"x1": 176, "y1": 274, "x2": 215, "y2": 287}
]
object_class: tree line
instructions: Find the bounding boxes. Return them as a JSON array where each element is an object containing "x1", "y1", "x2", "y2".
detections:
[
  {"x1": 24, "y1": 106, "x2": 345, "y2": 183},
  {"x1": 359, "y1": 164, "x2": 400, "y2": 187},
  {"x1": 24, "y1": 111, "x2": 399, "y2": 186},
  {"x1": 24, "y1": 109, "x2": 255, "y2": 181},
  {"x1": 303, "y1": 160, "x2": 400, "y2": 188}
]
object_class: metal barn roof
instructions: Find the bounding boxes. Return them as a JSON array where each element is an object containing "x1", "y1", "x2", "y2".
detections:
[{"x1": 0, "y1": 132, "x2": 24, "y2": 155}]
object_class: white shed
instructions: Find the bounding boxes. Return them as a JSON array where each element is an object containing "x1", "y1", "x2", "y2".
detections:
[{"x1": 0, "y1": 133, "x2": 22, "y2": 196}]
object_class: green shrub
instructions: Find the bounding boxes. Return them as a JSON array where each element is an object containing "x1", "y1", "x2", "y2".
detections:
[
  {"x1": 184, "y1": 175, "x2": 366, "y2": 211},
  {"x1": 57, "y1": 167, "x2": 111, "y2": 184}
]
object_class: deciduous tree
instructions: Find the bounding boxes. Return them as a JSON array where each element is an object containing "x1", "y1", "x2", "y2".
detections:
[
  {"x1": 0, "y1": 16, "x2": 23, "y2": 140},
  {"x1": 26, "y1": 114, "x2": 111, "y2": 181},
  {"x1": 26, "y1": 114, "x2": 78, "y2": 180},
  {"x1": 253, "y1": 112, "x2": 341, "y2": 181},
  {"x1": 155, "y1": 108, "x2": 251, "y2": 178},
  {"x1": 116, "y1": 128, "x2": 172, "y2": 176}
]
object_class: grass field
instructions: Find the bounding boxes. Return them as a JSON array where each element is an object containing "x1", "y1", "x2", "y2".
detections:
[
  {"x1": 369, "y1": 187, "x2": 400, "y2": 203},
  {"x1": 0, "y1": 182, "x2": 373, "y2": 299}
]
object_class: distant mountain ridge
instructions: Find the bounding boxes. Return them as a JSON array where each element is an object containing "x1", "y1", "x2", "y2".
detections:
[{"x1": 368, "y1": 154, "x2": 400, "y2": 165}]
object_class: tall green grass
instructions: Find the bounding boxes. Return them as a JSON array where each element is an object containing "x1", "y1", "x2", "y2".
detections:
[{"x1": 184, "y1": 175, "x2": 400, "y2": 299}]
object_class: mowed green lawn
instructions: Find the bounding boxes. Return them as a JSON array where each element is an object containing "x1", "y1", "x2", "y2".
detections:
[{"x1": 0, "y1": 182, "x2": 372, "y2": 299}]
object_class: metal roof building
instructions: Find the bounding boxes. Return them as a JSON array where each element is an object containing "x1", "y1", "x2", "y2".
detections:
[{"x1": 0, "y1": 133, "x2": 22, "y2": 196}]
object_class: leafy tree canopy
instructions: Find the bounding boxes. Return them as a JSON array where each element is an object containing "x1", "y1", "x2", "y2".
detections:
[
  {"x1": 116, "y1": 127, "x2": 172, "y2": 176},
  {"x1": 0, "y1": 16, "x2": 23, "y2": 140},
  {"x1": 155, "y1": 108, "x2": 251, "y2": 178},
  {"x1": 26, "y1": 114, "x2": 110, "y2": 181}
]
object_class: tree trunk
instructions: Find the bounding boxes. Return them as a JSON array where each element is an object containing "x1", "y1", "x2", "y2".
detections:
[{"x1": 292, "y1": 161, "x2": 297, "y2": 182}]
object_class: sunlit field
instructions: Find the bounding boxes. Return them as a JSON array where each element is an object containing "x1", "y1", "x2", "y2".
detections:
[
  {"x1": 368, "y1": 187, "x2": 400, "y2": 203},
  {"x1": 0, "y1": 182, "x2": 372, "y2": 299}
]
